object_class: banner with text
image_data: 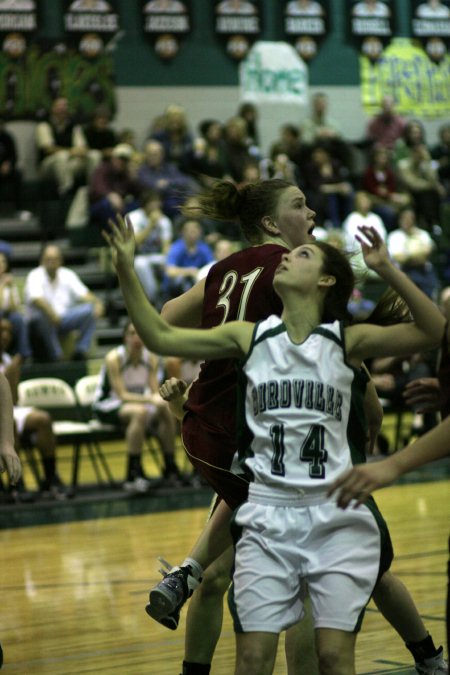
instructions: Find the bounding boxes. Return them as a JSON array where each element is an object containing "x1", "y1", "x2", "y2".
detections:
[
  {"x1": 240, "y1": 40, "x2": 308, "y2": 104},
  {"x1": 360, "y1": 37, "x2": 450, "y2": 117}
]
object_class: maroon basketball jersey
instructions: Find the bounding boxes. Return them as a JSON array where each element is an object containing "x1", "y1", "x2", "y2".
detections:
[{"x1": 184, "y1": 243, "x2": 285, "y2": 431}]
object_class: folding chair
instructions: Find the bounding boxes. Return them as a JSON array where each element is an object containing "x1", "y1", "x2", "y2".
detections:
[
  {"x1": 18, "y1": 377, "x2": 115, "y2": 490},
  {"x1": 74, "y1": 374, "x2": 164, "y2": 473}
]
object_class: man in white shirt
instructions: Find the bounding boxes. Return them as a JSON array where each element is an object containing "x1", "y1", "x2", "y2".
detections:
[{"x1": 25, "y1": 244, "x2": 104, "y2": 362}]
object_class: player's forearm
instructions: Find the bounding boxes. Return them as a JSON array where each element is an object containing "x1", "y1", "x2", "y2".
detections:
[
  {"x1": 375, "y1": 261, "x2": 445, "y2": 342},
  {"x1": 0, "y1": 372, "x2": 15, "y2": 452},
  {"x1": 116, "y1": 262, "x2": 172, "y2": 354},
  {"x1": 389, "y1": 417, "x2": 450, "y2": 475}
]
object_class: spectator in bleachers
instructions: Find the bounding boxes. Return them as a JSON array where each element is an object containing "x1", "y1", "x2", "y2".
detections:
[
  {"x1": 182, "y1": 119, "x2": 227, "y2": 187},
  {"x1": 396, "y1": 143, "x2": 445, "y2": 230},
  {"x1": 392, "y1": 119, "x2": 428, "y2": 166},
  {"x1": 303, "y1": 144, "x2": 353, "y2": 228},
  {"x1": 83, "y1": 106, "x2": 118, "y2": 164},
  {"x1": 127, "y1": 190, "x2": 173, "y2": 305},
  {"x1": 172, "y1": 193, "x2": 241, "y2": 245},
  {"x1": 300, "y1": 92, "x2": 352, "y2": 169},
  {"x1": 259, "y1": 146, "x2": 300, "y2": 184},
  {"x1": 365, "y1": 95, "x2": 406, "y2": 151},
  {"x1": 149, "y1": 104, "x2": 193, "y2": 168},
  {"x1": 387, "y1": 206, "x2": 438, "y2": 299},
  {"x1": 196, "y1": 238, "x2": 236, "y2": 281},
  {"x1": 222, "y1": 116, "x2": 259, "y2": 183},
  {"x1": 0, "y1": 250, "x2": 31, "y2": 361},
  {"x1": 342, "y1": 190, "x2": 387, "y2": 277},
  {"x1": 431, "y1": 122, "x2": 450, "y2": 196},
  {"x1": 35, "y1": 97, "x2": 93, "y2": 196},
  {"x1": 89, "y1": 143, "x2": 141, "y2": 232},
  {"x1": 0, "y1": 118, "x2": 22, "y2": 212},
  {"x1": 238, "y1": 160, "x2": 261, "y2": 187},
  {"x1": 162, "y1": 218, "x2": 214, "y2": 300},
  {"x1": 24, "y1": 244, "x2": 104, "y2": 362},
  {"x1": 270, "y1": 123, "x2": 310, "y2": 177},
  {"x1": 137, "y1": 139, "x2": 197, "y2": 218},
  {"x1": 237, "y1": 101, "x2": 260, "y2": 148},
  {"x1": 361, "y1": 145, "x2": 411, "y2": 230},
  {"x1": 92, "y1": 320, "x2": 182, "y2": 492},
  {"x1": 0, "y1": 317, "x2": 68, "y2": 499}
]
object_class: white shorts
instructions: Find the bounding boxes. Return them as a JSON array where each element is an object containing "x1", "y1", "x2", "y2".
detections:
[{"x1": 230, "y1": 498, "x2": 392, "y2": 634}]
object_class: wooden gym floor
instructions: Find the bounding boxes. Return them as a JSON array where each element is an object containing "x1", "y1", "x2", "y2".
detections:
[{"x1": 0, "y1": 425, "x2": 448, "y2": 674}]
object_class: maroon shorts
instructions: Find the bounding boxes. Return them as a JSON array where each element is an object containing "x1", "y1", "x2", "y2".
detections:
[{"x1": 181, "y1": 412, "x2": 249, "y2": 510}]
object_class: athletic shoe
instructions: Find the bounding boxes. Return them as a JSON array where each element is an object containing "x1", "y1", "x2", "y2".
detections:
[
  {"x1": 123, "y1": 476, "x2": 152, "y2": 493},
  {"x1": 415, "y1": 646, "x2": 448, "y2": 674},
  {"x1": 145, "y1": 557, "x2": 200, "y2": 629}
]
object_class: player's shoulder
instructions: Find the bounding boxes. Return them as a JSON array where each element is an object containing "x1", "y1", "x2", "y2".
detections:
[{"x1": 212, "y1": 244, "x2": 285, "y2": 273}]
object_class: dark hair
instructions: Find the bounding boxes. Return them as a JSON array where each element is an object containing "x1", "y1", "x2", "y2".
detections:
[
  {"x1": 314, "y1": 242, "x2": 411, "y2": 327},
  {"x1": 189, "y1": 179, "x2": 293, "y2": 244},
  {"x1": 199, "y1": 119, "x2": 221, "y2": 138},
  {"x1": 140, "y1": 189, "x2": 161, "y2": 207},
  {"x1": 364, "y1": 288, "x2": 410, "y2": 326},
  {"x1": 313, "y1": 241, "x2": 355, "y2": 323}
]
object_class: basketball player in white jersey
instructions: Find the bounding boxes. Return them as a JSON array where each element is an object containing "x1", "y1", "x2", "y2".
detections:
[{"x1": 104, "y1": 214, "x2": 444, "y2": 675}]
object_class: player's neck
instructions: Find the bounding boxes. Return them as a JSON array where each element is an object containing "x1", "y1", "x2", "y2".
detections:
[
  {"x1": 281, "y1": 295, "x2": 322, "y2": 344},
  {"x1": 258, "y1": 235, "x2": 289, "y2": 249}
]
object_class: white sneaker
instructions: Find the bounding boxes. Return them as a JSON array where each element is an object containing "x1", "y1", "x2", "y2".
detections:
[
  {"x1": 123, "y1": 476, "x2": 151, "y2": 493},
  {"x1": 415, "y1": 646, "x2": 448, "y2": 674}
]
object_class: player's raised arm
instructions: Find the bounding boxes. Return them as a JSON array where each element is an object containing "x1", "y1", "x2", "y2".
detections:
[
  {"x1": 103, "y1": 215, "x2": 252, "y2": 361},
  {"x1": 346, "y1": 226, "x2": 445, "y2": 364}
]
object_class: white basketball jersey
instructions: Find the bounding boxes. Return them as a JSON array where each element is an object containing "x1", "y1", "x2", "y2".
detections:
[{"x1": 236, "y1": 315, "x2": 368, "y2": 504}]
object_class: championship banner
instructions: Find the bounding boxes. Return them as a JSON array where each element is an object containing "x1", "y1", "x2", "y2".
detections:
[
  {"x1": 214, "y1": 0, "x2": 262, "y2": 61},
  {"x1": 142, "y1": 0, "x2": 191, "y2": 60},
  {"x1": 0, "y1": 40, "x2": 116, "y2": 120},
  {"x1": 348, "y1": 0, "x2": 394, "y2": 62},
  {"x1": 411, "y1": 0, "x2": 450, "y2": 62},
  {"x1": 283, "y1": 0, "x2": 329, "y2": 62},
  {"x1": 63, "y1": 0, "x2": 121, "y2": 58},
  {"x1": 360, "y1": 37, "x2": 450, "y2": 117},
  {"x1": 239, "y1": 41, "x2": 308, "y2": 104}
]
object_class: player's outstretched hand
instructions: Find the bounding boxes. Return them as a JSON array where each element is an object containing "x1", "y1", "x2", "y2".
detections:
[
  {"x1": 403, "y1": 377, "x2": 442, "y2": 413},
  {"x1": 356, "y1": 226, "x2": 390, "y2": 272},
  {"x1": 103, "y1": 213, "x2": 136, "y2": 271}
]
